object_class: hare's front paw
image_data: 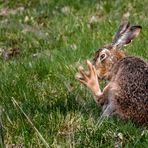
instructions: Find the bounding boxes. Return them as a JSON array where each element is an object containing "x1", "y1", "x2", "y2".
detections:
[{"x1": 76, "y1": 60, "x2": 100, "y2": 93}]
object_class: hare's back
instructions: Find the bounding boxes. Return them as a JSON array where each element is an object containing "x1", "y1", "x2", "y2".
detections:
[
  {"x1": 111, "y1": 56, "x2": 148, "y2": 102},
  {"x1": 110, "y1": 56, "x2": 148, "y2": 125},
  {"x1": 112, "y1": 56, "x2": 147, "y2": 83}
]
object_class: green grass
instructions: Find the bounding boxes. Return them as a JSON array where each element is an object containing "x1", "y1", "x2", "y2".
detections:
[{"x1": 0, "y1": 0, "x2": 148, "y2": 147}]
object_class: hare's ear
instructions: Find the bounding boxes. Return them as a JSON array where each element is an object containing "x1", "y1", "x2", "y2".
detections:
[{"x1": 112, "y1": 22, "x2": 142, "y2": 49}]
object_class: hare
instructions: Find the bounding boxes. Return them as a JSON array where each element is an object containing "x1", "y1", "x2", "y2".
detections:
[{"x1": 76, "y1": 22, "x2": 148, "y2": 126}]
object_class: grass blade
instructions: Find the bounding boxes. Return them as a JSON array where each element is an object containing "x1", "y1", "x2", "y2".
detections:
[
  {"x1": 12, "y1": 97, "x2": 50, "y2": 148},
  {"x1": 0, "y1": 107, "x2": 4, "y2": 148}
]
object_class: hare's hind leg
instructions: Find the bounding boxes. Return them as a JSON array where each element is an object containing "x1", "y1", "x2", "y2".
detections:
[
  {"x1": 102, "y1": 102, "x2": 116, "y2": 117},
  {"x1": 101, "y1": 87, "x2": 118, "y2": 117}
]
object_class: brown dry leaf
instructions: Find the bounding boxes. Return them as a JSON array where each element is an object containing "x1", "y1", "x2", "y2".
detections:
[
  {"x1": 1, "y1": 48, "x2": 21, "y2": 60},
  {"x1": 0, "y1": 7, "x2": 24, "y2": 16}
]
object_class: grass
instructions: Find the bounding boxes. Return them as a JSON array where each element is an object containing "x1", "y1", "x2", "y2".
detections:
[{"x1": 0, "y1": 0, "x2": 148, "y2": 147}]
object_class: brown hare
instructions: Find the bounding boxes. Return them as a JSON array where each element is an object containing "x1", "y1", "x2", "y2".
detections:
[{"x1": 76, "y1": 22, "x2": 148, "y2": 126}]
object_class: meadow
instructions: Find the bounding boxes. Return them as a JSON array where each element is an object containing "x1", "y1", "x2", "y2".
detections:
[{"x1": 0, "y1": 0, "x2": 148, "y2": 147}]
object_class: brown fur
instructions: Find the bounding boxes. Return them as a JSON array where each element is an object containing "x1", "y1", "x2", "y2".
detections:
[
  {"x1": 76, "y1": 22, "x2": 148, "y2": 126},
  {"x1": 93, "y1": 49, "x2": 148, "y2": 126},
  {"x1": 104, "y1": 56, "x2": 148, "y2": 125},
  {"x1": 93, "y1": 48, "x2": 126, "y2": 80}
]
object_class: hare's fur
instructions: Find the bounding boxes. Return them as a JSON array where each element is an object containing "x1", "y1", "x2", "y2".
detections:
[
  {"x1": 76, "y1": 22, "x2": 148, "y2": 126},
  {"x1": 101, "y1": 56, "x2": 148, "y2": 125}
]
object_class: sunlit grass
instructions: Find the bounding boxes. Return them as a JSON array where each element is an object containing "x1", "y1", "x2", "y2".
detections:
[{"x1": 0, "y1": 0, "x2": 147, "y2": 147}]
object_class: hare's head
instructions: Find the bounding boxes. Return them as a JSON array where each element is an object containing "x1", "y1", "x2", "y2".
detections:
[{"x1": 92, "y1": 22, "x2": 142, "y2": 80}]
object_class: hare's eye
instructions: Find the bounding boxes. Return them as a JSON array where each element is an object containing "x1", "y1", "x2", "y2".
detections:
[{"x1": 100, "y1": 53, "x2": 106, "y2": 61}]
